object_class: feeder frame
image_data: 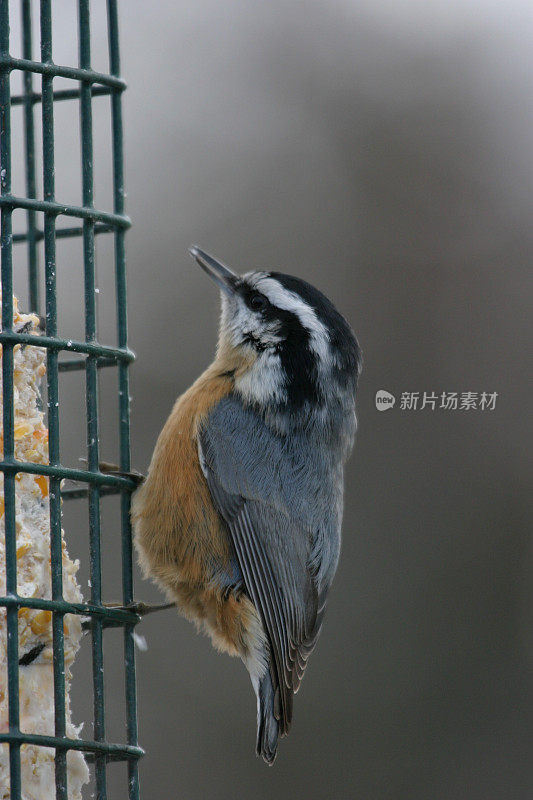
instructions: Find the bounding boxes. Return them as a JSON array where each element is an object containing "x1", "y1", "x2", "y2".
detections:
[{"x1": 0, "y1": 2, "x2": 142, "y2": 798}]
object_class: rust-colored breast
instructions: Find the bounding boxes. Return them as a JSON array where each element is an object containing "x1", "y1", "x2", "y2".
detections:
[
  {"x1": 132, "y1": 364, "x2": 233, "y2": 589},
  {"x1": 131, "y1": 351, "x2": 262, "y2": 659}
]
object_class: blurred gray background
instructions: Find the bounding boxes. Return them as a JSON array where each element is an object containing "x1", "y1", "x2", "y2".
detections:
[{"x1": 8, "y1": 0, "x2": 533, "y2": 798}]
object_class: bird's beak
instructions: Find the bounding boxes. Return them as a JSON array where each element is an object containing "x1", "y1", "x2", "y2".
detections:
[{"x1": 189, "y1": 246, "x2": 239, "y2": 297}]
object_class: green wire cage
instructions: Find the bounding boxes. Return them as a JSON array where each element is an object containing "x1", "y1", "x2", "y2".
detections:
[{"x1": 0, "y1": 1, "x2": 142, "y2": 798}]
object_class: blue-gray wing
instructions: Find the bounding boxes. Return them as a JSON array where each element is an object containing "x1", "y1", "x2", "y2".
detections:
[{"x1": 198, "y1": 401, "x2": 325, "y2": 734}]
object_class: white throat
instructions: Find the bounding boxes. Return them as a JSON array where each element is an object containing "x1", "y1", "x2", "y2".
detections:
[{"x1": 234, "y1": 349, "x2": 286, "y2": 406}]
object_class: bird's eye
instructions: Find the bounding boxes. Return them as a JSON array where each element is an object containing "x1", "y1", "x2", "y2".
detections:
[{"x1": 249, "y1": 293, "x2": 267, "y2": 311}]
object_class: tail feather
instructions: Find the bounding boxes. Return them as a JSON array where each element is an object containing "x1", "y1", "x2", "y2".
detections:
[{"x1": 255, "y1": 669, "x2": 279, "y2": 765}]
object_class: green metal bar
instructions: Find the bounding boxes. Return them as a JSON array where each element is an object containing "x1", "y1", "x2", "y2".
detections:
[
  {"x1": 0, "y1": 54, "x2": 126, "y2": 89},
  {"x1": 0, "y1": 459, "x2": 137, "y2": 488},
  {"x1": 0, "y1": 329, "x2": 135, "y2": 361},
  {"x1": 39, "y1": 3, "x2": 69, "y2": 796},
  {"x1": 0, "y1": 194, "x2": 131, "y2": 226},
  {"x1": 78, "y1": 3, "x2": 108, "y2": 796},
  {"x1": 13, "y1": 221, "x2": 117, "y2": 243},
  {"x1": 11, "y1": 84, "x2": 113, "y2": 106},
  {"x1": 61, "y1": 484, "x2": 124, "y2": 500},
  {"x1": 58, "y1": 355, "x2": 122, "y2": 372},
  {"x1": 107, "y1": 3, "x2": 140, "y2": 798},
  {"x1": 0, "y1": 595, "x2": 139, "y2": 625},
  {"x1": 0, "y1": 731, "x2": 144, "y2": 760},
  {"x1": 21, "y1": 0, "x2": 39, "y2": 313},
  {"x1": 0, "y1": 3, "x2": 22, "y2": 795}
]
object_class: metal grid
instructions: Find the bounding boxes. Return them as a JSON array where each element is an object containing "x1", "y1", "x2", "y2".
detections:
[{"x1": 0, "y1": 1, "x2": 142, "y2": 798}]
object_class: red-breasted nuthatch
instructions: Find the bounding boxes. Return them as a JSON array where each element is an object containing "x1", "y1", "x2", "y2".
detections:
[{"x1": 131, "y1": 247, "x2": 361, "y2": 764}]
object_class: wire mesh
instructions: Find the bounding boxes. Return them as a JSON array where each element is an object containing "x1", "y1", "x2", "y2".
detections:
[{"x1": 0, "y1": 1, "x2": 142, "y2": 798}]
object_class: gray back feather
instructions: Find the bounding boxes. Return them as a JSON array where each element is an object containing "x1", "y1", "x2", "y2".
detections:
[{"x1": 198, "y1": 393, "x2": 355, "y2": 733}]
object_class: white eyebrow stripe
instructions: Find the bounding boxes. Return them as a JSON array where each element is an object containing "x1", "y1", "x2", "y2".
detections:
[{"x1": 253, "y1": 276, "x2": 331, "y2": 364}]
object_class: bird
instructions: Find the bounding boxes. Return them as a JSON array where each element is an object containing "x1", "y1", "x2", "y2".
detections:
[{"x1": 130, "y1": 247, "x2": 362, "y2": 764}]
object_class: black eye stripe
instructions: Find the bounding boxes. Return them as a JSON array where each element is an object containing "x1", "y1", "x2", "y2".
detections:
[
  {"x1": 235, "y1": 273, "x2": 361, "y2": 409},
  {"x1": 268, "y1": 271, "x2": 361, "y2": 386}
]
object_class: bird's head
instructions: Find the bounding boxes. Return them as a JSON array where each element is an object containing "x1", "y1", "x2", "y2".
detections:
[{"x1": 190, "y1": 246, "x2": 361, "y2": 422}]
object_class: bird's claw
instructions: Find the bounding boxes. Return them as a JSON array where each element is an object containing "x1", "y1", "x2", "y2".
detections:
[
  {"x1": 78, "y1": 459, "x2": 146, "y2": 485},
  {"x1": 81, "y1": 601, "x2": 176, "y2": 631},
  {"x1": 223, "y1": 583, "x2": 244, "y2": 602},
  {"x1": 103, "y1": 601, "x2": 176, "y2": 617},
  {"x1": 123, "y1": 601, "x2": 176, "y2": 616}
]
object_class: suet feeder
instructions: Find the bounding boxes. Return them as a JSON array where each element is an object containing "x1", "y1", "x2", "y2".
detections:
[{"x1": 0, "y1": 1, "x2": 142, "y2": 798}]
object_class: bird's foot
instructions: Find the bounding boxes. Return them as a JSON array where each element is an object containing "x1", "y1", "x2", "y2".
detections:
[
  {"x1": 99, "y1": 462, "x2": 146, "y2": 485},
  {"x1": 103, "y1": 600, "x2": 176, "y2": 616},
  {"x1": 78, "y1": 459, "x2": 146, "y2": 485},
  {"x1": 222, "y1": 582, "x2": 244, "y2": 602},
  {"x1": 81, "y1": 601, "x2": 176, "y2": 631}
]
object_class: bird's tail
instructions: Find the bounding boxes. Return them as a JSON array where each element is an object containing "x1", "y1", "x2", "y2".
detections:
[{"x1": 254, "y1": 668, "x2": 279, "y2": 766}]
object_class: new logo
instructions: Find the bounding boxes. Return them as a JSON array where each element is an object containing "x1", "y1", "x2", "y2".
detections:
[{"x1": 375, "y1": 389, "x2": 396, "y2": 411}]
